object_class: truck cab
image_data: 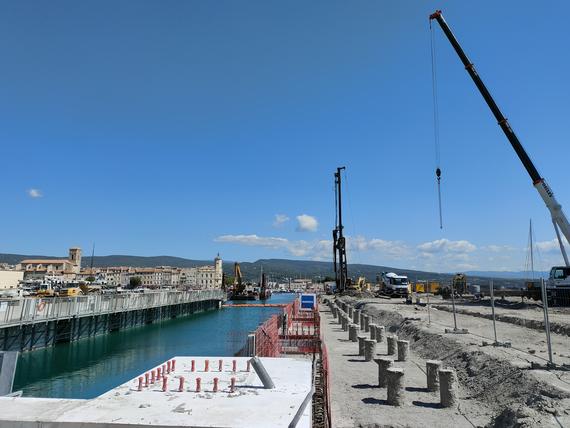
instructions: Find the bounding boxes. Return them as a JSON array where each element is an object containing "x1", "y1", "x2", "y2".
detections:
[
  {"x1": 381, "y1": 272, "x2": 410, "y2": 297},
  {"x1": 548, "y1": 266, "x2": 570, "y2": 288}
]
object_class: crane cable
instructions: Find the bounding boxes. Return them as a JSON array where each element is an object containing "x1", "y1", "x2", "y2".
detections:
[{"x1": 430, "y1": 21, "x2": 443, "y2": 229}]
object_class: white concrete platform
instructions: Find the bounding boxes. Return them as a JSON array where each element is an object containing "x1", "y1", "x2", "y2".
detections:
[{"x1": 0, "y1": 356, "x2": 313, "y2": 428}]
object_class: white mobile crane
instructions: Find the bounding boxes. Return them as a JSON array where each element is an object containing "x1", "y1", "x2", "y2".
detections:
[{"x1": 430, "y1": 11, "x2": 570, "y2": 302}]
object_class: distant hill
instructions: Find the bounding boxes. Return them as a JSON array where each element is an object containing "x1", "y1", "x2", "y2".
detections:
[
  {"x1": 0, "y1": 252, "x2": 525, "y2": 287},
  {"x1": 465, "y1": 270, "x2": 548, "y2": 279}
]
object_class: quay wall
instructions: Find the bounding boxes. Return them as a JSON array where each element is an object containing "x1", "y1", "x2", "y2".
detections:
[{"x1": 0, "y1": 290, "x2": 225, "y2": 352}]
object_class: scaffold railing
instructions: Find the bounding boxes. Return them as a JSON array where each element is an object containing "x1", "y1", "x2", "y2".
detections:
[{"x1": 0, "y1": 289, "x2": 225, "y2": 327}]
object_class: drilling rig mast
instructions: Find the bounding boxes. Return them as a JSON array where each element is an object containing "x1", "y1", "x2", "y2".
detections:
[{"x1": 333, "y1": 167, "x2": 349, "y2": 293}]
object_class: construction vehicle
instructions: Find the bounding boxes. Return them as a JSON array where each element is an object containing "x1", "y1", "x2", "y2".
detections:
[
  {"x1": 36, "y1": 284, "x2": 56, "y2": 298},
  {"x1": 439, "y1": 274, "x2": 468, "y2": 299},
  {"x1": 58, "y1": 287, "x2": 82, "y2": 297},
  {"x1": 347, "y1": 276, "x2": 369, "y2": 292},
  {"x1": 430, "y1": 11, "x2": 570, "y2": 304},
  {"x1": 379, "y1": 272, "x2": 410, "y2": 297},
  {"x1": 230, "y1": 262, "x2": 258, "y2": 300},
  {"x1": 452, "y1": 274, "x2": 468, "y2": 295},
  {"x1": 79, "y1": 283, "x2": 102, "y2": 294},
  {"x1": 356, "y1": 276, "x2": 370, "y2": 292}
]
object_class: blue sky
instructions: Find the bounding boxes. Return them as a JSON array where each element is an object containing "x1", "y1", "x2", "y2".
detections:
[{"x1": 2, "y1": 1, "x2": 570, "y2": 272}]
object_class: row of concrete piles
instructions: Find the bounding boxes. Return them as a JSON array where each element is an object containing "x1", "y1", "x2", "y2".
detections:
[{"x1": 327, "y1": 299, "x2": 457, "y2": 408}]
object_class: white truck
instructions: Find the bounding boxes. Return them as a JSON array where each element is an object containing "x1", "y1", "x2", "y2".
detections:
[
  {"x1": 546, "y1": 266, "x2": 570, "y2": 304},
  {"x1": 380, "y1": 272, "x2": 410, "y2": 297}
]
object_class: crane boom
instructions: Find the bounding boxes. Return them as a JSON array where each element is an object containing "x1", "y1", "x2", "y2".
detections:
[{"x1": 430, "y1": 10, "x2": 570, "y2": 266}]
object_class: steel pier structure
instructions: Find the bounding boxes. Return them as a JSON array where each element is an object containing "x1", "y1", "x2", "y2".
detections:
[{"x1": 0, "y1": 290, "x2": 225, "y2": 352}]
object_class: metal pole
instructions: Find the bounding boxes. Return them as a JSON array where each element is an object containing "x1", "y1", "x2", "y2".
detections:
[
  {"x1": 489, "y1": 280, "x2": 498, "y2": 343},
  {"x1": 427, "y1": 291, "x2": 431, "y2": 326},
  {"x1": 540, "y1": 278, "x2": 554, "y2": 366},
  {"x1": 450, "y1": 282, "x2": 458, "y2": 331}
]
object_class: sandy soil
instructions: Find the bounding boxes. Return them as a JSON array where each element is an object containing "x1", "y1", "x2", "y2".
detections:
[{"x1": 321, "y1": 296, "x2": 570, "y2": 427}]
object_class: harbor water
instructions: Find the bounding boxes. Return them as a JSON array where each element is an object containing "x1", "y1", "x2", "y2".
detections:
[{"x1": 13, "y1": 293, "x2": 296, "y2": 399}]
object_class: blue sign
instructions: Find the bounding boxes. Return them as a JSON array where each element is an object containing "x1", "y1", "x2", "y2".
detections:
[{"x1": 299, "y1": 293, "x2": 316, "y2": 311}]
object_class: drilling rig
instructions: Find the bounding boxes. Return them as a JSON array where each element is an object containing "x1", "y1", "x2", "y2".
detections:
[{"x1": 333, "y1": 167, "x2": 349, "y2": 293}]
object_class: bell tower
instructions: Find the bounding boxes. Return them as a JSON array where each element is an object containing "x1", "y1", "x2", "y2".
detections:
[
  {"x1": 214, "y1": 253, "x2": 223, "y2": 288},
  {"x1": 69, "y1": 247, "x2": 82, "y2": 273}
]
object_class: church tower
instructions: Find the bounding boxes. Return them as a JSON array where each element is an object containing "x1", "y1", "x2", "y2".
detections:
[
  {"x1": 68, "y1": 247, "x2": 82, "y2": 274},
  {"x1": 214, "y1": 254, "x2": 223, "y2": 288}
]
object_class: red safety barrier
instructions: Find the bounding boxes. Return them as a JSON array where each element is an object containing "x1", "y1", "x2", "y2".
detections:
[
  {"x1": 235, "y1": 298, "x2": 331, "y2": 426},
  {"x1": 254, "y1": 314, "x2": 281, "y2": 357}
]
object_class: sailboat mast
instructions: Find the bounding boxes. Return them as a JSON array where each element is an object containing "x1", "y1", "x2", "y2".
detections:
[{"x1": 529, "y1": 220, "x2": 534, "y2": 280}]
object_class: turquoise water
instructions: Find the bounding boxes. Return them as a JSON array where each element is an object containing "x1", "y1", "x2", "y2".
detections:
[{"x1": 14, "y1": 293, "x2": 295, "y2": 399}]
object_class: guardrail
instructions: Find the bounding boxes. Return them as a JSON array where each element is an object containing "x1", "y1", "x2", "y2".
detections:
[{"x1": 0, "y1": 290, "x2": 225, "y2": 328}]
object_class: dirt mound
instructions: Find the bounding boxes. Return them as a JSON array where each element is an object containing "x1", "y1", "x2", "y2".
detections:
[{"x1": 492, "y1": 406, "x2": 555, "y2": 428}]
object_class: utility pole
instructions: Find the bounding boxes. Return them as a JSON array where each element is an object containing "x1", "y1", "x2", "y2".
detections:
[{"x1": 333, "y1": 167, "x2": 348, "y2": 292}]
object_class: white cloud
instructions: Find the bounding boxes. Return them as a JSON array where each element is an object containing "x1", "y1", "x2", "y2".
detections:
[
  {"x1": 536, "y1": 238, "x2": 569, "y2": 254},
  {"x1": 272, "y1": 214, "x2": 290, "y2": 227},
  {"x1": 215, "y1": 234, "x2": 330, "y2": 260},
  {"x1": 296, "y1": 214, "x2": 318, "y2": 232},
  {"x1": 215, "y1": 234, "x2": 289, "y2": 248},
  {"x1": 417, "y1": 239, "x2": 476, "y2": 254},
  {"x1": 215, "y1": 233, "x2": 538, "y2": 272},
  {"x1": 484, "y1": 244, "x2": 517, "y2": 253},
  {"x1": 27, "y1": 188, "x2": 42, "y2": 198},
  {"x1": 348, "y1": 236, "x2": 410, "y2": 258}
]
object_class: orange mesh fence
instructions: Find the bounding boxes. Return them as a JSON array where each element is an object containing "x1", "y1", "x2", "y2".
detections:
[{"x1": 255, "y1": 314, "x2": 281, "y2": 357}]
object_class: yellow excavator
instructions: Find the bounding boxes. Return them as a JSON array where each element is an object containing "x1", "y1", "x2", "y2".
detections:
[
  {"x1": 233, "y1": 263, "x2": 243, "y2": 292},
  {"x1": 347, "y1": 276, "x2": 370, "y2": 292},
  {"x1": 230, "y1": 262, "x2": 258, "y2": 300}
]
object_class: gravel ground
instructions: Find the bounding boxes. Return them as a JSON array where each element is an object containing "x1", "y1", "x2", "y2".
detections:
[
  {"x1": 431, "y1": 296, "x2": 570, "y2": 338},
  {"x1": 322, "y1": 296, "x2": 570, "y2": 427}
]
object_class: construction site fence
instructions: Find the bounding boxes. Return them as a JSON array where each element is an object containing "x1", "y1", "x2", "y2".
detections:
[
  {"x1": 245, "y1": 297, "x2": 331, "y2": 427},
  {"x1": 0, "y1": 290, "x2": 225, "y2": 327},
  {"x1": 254, "y1": 313, "x2": 282, "y2": 357}
]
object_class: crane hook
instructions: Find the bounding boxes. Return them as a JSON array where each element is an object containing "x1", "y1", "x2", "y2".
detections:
[{"x1": 436, "y1": 167, "x2": 443, "y2": 229}]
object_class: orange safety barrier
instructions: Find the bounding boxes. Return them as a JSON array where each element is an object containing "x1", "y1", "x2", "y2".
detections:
[{"x1": 243, "y1": 299, "x2": 331, "y2": 426}]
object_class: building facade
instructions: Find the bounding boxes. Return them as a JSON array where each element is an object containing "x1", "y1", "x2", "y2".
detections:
[
  {"x1": 0, "y1": 270, "x2": 24, "y2": 290},
  {"x1": 18, "y1": 247, "x2": 82, "y2": 280}
]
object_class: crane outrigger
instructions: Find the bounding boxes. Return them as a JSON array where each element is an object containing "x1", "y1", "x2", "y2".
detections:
[{"x1": 430, "y1": 10, "x2": 570, "y2": 302}]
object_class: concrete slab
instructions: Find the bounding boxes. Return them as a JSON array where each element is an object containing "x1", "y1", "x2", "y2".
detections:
[{"x1": 0, "y1": 357, "x2": 312, "y2": 428}]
